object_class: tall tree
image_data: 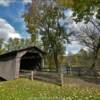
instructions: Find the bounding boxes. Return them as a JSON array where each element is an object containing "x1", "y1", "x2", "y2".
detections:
[
  {"x1": 24, "y1": 0, "x2": 71, "y2": 71},
  {"x1": 24, "y1": 0, "x2": 47, "y2": 44},
  {"x1": 76, "y1": 20, "x2": 100, "y2": 69}
]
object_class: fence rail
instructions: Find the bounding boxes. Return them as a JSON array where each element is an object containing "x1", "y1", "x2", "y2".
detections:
[
  {"x1": 19, "y1": 70, "x2": 64, "y2": 86},
  {"x1": 19, "y1": 67, "x2": 100, "y2": 86}
]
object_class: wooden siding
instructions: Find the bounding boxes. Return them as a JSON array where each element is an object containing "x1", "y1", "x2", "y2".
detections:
[{"x1": 0, "y1": 57, "x2": 16, "y2": 80}]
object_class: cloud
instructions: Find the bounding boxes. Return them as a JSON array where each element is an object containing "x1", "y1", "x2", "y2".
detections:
[
  {"x1": 66, "y1": 41, "x2": 84, "y2": 55},
  {"x1": 0, "y1": 0, "x2": 15, "y2": 6},
  {"x1": 22, "y1": 0, "x2": 32, "y2": 4},
  {"x1": 0, "y1": 0, "x2": 32, "y2": 6},
  {"x1": 0, "y1": 18, "x2": 21, "y2": 40}
]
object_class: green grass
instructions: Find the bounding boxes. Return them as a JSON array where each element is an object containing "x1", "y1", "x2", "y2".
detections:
[{"x1": 0, "y1": 78, "x2": 100, "y2": 100}]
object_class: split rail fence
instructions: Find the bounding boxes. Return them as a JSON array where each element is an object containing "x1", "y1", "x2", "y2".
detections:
[
  {"x1": 19, "y1": 70, "x2": 64, "y2": 86},
  {"x1": 19, "y1": 67, "x2": 100, "y2": 86}
]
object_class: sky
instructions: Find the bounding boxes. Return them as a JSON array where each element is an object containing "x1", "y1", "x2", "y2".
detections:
[
  {"x1": 0, "y1": 0, "x2": 84, "y2": 54},
  {"x1": 0, "y1": 0, "x2": 32, "y2": 40}
]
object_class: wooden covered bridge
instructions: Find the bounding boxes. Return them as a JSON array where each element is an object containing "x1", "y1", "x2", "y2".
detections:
[{"x1": 0, "y1": 46, "x2": 45, "y2": 80}]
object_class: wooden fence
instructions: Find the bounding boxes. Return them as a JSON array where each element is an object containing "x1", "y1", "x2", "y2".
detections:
[
  {"x1": 65, "y1": 67, "x2": 100, "y2": 76},
  {"x1": 19, "y1": 67, "x2": 100, "y2": 86},
  {"x1": 19, "y1": 70, "x2": 64, "y2": 86}
]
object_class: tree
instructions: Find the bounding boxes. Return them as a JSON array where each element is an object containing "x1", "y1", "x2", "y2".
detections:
[
  {"x1": 5, "y1": 38, "x2": 20, "y2": 52},
  {"x1": 0, "y1": 39, "x2": 3, "y2": 48},
  {"x1": 5, "y1": 38, "x2": 32, "y2": 52},
  {"x1": 24, "y1": 0, "x2": 47, "y2": 44},
  {"x1": 24, "y1": 0, "x2": 71, "y2": 71},
  {"x1": 78, "y1": 49, "x2": 91, "y2": 67},
  {"x1": 76, "y1": 20, "x2": 100, "y2": 69},
  {"x1": 57, "y1": 0, "x2": 100, "y2": 22},
  {"x1": 0, "y1": 39, "x2": 5, "y2": 54}
]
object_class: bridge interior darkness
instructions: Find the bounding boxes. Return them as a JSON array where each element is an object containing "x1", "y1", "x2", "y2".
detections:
[{"x1": 20, "y1": 52, "x2": 42, "y2": 71}]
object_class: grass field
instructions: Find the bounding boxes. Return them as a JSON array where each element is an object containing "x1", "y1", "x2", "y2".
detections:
[{"x1": 0, "y1": 78, "x2": 100, "y2": 100}]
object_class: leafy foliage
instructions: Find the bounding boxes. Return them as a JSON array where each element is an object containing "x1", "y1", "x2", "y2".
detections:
[
  {"x1": 0, "y1": 39, "x2": 6, "y2": 55},
  {"x1": 57, "y1": 0, "x2": 100, "y2": 22},
  {"x1": 4, "y1": 38, "x2": 32, "y2": 52},
  {"x1": 24, "y1": 1, "x2": 71, "y2": 70}
]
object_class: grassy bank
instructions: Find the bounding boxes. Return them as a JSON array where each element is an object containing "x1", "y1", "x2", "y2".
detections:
[{"x1": 0, "y1": 78, "x2": 100, "y2": 100}]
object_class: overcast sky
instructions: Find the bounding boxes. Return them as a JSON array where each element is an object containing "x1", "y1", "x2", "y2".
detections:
[{"x1": 0, "y1": 0, "x2": 84, "y2": 54}]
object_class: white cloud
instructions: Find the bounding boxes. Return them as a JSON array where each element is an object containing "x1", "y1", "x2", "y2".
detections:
[
  {"x1": 0, "y1": 18, "x2": 21, "y2": 40},
  {"x1": 0, "y1": 0, "x2": 15, "y2": 6},
  {"x1": 22, "y1": 0, "x2": 32, "y2": 4},
  {"x1": 0, "y1": 0, "x2": 32, "y2": 6},
  {"x1": 66, "y1": 41, "x2": 84, "y2": 55}
]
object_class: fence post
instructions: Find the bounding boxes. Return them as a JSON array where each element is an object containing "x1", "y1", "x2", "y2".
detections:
[
  {"x1": 60, "y1": 66, "x2": 64, "y2": 86},
  {"x1": 61, "y1": 72, "x2": 64, "y2": 86},
  {"x1": 31, "y1": 71, "x2": 34, "y2": 80}
]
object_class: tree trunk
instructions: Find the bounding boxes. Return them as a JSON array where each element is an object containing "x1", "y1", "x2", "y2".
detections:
[
  {"x1": 88, "y1": 49, "x2": 99, "y2": 76},
  {"x1": 91, "y1": 54, "x2": 97, "y2": 69},
  {"x1": 53, "y1": 52, "x2": 59, "y2": 72},
  {"x1": 91, "y1": 50, "x2": 99, "y2": 70},
  {"x1": 90, "y1": 53, "x2": 98, "y2": 76},
  {"x1": 86, "y1": 47, "x2": 99, "y2": 76}
]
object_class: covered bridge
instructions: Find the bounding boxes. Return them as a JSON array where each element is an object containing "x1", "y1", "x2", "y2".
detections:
[{"x1": 0, "y1": 46, "x2": 45, "y2": 80}]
